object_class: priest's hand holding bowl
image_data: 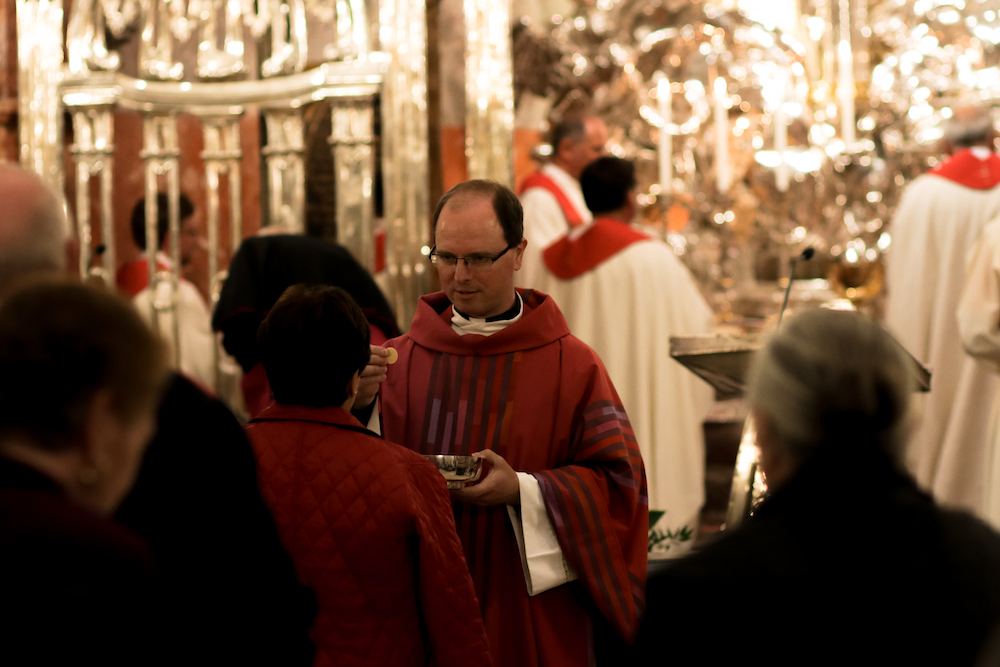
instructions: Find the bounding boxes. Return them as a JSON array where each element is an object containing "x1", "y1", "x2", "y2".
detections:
[
  {"x1": 355, "y1": 344, "x2": 398, "y2": 408},
  {"x1": 451, "y1": 450, "x2": 520, "y2": 506}
]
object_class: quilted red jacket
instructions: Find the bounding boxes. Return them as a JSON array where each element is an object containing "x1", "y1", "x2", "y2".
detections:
[{"x1": 246, "y1": 403, "x2": 491, "y2": 667}]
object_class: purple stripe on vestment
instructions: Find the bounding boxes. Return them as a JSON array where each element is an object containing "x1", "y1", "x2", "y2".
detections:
[{"x1": 427, "y1": 398, "x2": 441, "y2": 445}]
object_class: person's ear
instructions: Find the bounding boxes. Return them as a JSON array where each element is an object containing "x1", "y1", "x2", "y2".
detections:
[
  {"x1": 81, "y1": 389, "x2": 117, "y2": 467},
  {"x1": 512, "y1": 238, "x2": 527, "y2": 271},
  {"x1": 557, "y1": 137, "x2": 575, "y2": 160},
  {"x1": 346, "y1": 372, "x2": 361, "y2": 398},
  {"x1": 625, "y1": 190, "x2": 638, "y2": 221}
]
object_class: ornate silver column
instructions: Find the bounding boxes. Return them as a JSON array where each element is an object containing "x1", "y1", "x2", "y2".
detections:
[
  {"x1": 201, "y1": 116, "x2": 245, "y2": 304},
  {"x1": 140, "y1": 114, "x2": 182, "y2": 364},
  {"x1": 330, "y1": 100, "x2": 376, "y2": 272},
  {"x1": 17, "y1": 0, "x2": 64, "y2": 195},
  {"x1": 380, "y1": 0, "x2": 431, "y2": 329},
  {"x1": 202, "y1": 115, "x2": 244, "y2": 388},
  {"x1": 68, "y1": 107, "x2": 116, "y2": 284},
  {"x1": 262, "y1": 108, "x2": 307, "y2": 232},
  {"x1": 463, "y1": 0, "x2": 514, "y2": 185}
]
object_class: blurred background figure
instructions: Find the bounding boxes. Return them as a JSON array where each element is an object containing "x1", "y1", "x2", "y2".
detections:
[
  {"x1": 632, "y1": 309, "x2": 1000, "y2": 664},
  {"x1": 0, "y1": 282, "x2": 168, "y2": 665},
  {"x1": 957, "y1": 212, "x2": 1000, "y2": 531},
  {"x1": 122, "y1": 194, "x2": 215, "y2": 390},
  {"x1": 530, "y1": 156, "x2": 714, "y2": 557},
  {"x1": 885, "y1": 106, "x2": 1000, "y2": 518},
  {"x1": 0, "y1": 163, "x2": 67, "y2": 297},
  {"x1": 246, "y1": 284, "x2": 490, "y2": 667},
  {"x1": 117, "y1": 193, "x2": 203, "y2": 296},
  {"x1": 517, "y1": 111, "x2": 608, "y2": 288},
  {"x1": 0, "y1": 164, "x2": 316, "y2": 666},
  {"x1": 212, "y1": 234, "x2": 397, "y2": 419}
]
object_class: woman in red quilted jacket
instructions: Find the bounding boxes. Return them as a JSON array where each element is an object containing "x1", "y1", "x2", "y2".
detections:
[{"x1": 245, "y1": 284, "x2": 491, "y2": 667}]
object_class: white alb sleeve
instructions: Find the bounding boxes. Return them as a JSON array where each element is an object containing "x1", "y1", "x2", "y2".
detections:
[{"x1": 505, "y1": 471, "x2": 578, "y2": 596}]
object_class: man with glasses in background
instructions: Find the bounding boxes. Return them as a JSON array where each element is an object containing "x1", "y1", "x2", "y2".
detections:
[{"x1": 356, "y1": 179, "x2": 648, "y2": 667}]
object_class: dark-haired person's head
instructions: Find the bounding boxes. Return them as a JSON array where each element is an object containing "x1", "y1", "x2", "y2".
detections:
[
  {"x1": 581, "y1": 156, "x2": 637, "y2": 215},
  {"x1": 0, "y1": 281, "x2": 168, "y2": 514},
  {"x1": 130, "y1": 193, "x2": 195, "y2": 253},
  {"x1": 257, "y1": 285, "x2": 371, "y2": 408},
  {"x1": 432, "y1": 179, "x2": 524, "y2": 247},
  {"x1": 550, "y1": 113, "x2": 608, "y2": 180}
]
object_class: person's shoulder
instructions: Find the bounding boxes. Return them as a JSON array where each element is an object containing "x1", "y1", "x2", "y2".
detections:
[
  {"x1": 2, "y1": 488, "x2": 153, "y2": 572},
  {"x1": 159, "y1": 373, "x2": 237, "y2": 434},
  {"x1": 556, "y1": 329, "x2": 605, "y2": 361},
  {"x1": 377, "y1": 437, "x2": 438, "y2": 473},
  {"x1": 937, "y1": 505, "x2": 1000, "y2": 561}
]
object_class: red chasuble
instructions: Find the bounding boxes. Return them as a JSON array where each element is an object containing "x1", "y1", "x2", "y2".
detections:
[
  {"x1": 929, "y1": 148, "x2": 1000, "y2": 190},
  {"x1": 519, "y1": 172, "x2": 585, "y2": 228},
  {"x1": 380, "y1": 289, "x2": 648, "y2": 667},
  {"x1": 543, "y1": 218, "x2": 651, "y2": 280}
]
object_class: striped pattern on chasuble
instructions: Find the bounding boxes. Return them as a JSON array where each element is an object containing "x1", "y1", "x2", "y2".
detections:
[
  {"x1": 414, "y1": 350, "x2": 520, "y2": 609},
  {"x1": 417, "y1": 351, "x2": 520, "y2": 457},
  {"x1": 535, "y1": 398, "x2": 646, "y2": 642}
]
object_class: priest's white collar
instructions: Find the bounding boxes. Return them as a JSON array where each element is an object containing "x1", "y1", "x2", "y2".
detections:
[{"x1": 451, "y1": 293, "x2": 524, "y2": 336}]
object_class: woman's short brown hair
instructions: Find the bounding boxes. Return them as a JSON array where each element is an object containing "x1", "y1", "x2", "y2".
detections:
[{"x1": 257, "y1": 284, "x2": 371, "y2": 407}]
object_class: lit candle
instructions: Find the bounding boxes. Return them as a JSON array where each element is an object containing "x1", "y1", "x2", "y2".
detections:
[
  {"x1": 657, "y1": 74, "x2": 672, "y2": 195},
  {"x1": 776, "y1": 78, "x2": 790, "y2": 193},
  {"x1": 714, "y1": 76, "x2": 732, "y2": 194}
]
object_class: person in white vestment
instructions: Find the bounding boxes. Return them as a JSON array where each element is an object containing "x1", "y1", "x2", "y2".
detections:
[
  {"x1": 127, "y1": 195, "x2": 216, "y2": 390},
  {"x1": 885, "y1": 106, "x2": 1000, "y2": 515},
  {"x1": 530, "y1": 156, "x2": 715, "y2": 556},
  {"x1": 516, "y1": 112, "x2": 607, "y2": 288},
  {"x1": 957, "y1": 217, "x2": 1000, "y2": 528}
]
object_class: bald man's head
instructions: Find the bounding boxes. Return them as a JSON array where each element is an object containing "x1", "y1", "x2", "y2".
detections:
[{"x1": 0, "y1": 164, "x2": 68, "y2": 293}]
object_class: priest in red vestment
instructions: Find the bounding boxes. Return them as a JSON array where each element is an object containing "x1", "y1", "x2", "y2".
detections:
[{"x1": 359, "y1": 180, "x2": 648, "y2": 667}]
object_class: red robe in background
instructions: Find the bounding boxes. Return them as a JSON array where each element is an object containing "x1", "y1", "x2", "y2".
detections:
[{"x1": 380, "y1": 289, "x2": 648, "y2": 667}]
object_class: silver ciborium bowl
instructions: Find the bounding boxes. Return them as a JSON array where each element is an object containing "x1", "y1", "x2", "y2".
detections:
[{"x1": 424, "y1": 455, "x2": 483, "y2": 489}]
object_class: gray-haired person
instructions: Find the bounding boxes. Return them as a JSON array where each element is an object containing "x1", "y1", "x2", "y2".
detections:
[{"x1": 632, "y1": 308, "x2": 1000, "y2": 665}]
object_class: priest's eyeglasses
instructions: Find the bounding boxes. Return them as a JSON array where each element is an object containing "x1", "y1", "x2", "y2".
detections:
[{"x1": 429, "y1": 245, "x2": 514, "y2": 269}]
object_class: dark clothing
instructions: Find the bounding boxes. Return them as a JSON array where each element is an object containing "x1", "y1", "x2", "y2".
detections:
[
  {"x1": 115, "y1": 374, "x2": 316, "y2": 666},
  {"x1": 212, "y1": 234, "x2": 398, "y2": 373},
  {"x1": 632, "y1": 450, "x2": 1000, "y2": 666},
  {"x1": 0, "y1": 457, "x2": 158, "y2": 666}
]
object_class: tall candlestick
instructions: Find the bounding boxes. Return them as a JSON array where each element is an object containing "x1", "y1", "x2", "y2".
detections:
[
  {"x1": 838, "y1": 0, "x2": 855, "y2": 148},
  {"x1": 776, "y1": 107, "x2": 789, "y2": 192},
  {"x1": 838, "y1": 39, "x2": 856, "y2": 147},
  {"x1": 714, "y1": 76, "x2": 732, "y2": 194},
  {"x1": 776, "y1": 77, "x2": 790, "y2": 193},
  {"x1": 657, "y1": 74, "x2": 672, "y2": 195}
]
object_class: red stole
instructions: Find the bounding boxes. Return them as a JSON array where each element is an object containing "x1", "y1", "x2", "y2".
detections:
[
  {"x1": 519, "y1": 172, "x2": 585, "y2": 228},
  {"x1": 929, "y1": 148, "x2": 1000, "y2": 190},
  {"x1": 543, "y1": 218, "x2": 651, "y2": 279},
  {"x1": 116, "y1": 256, "x2": 169, "y2": 297},
  {"x1": 380, "y1": 290, "x2": 647, "y2": 666}
]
